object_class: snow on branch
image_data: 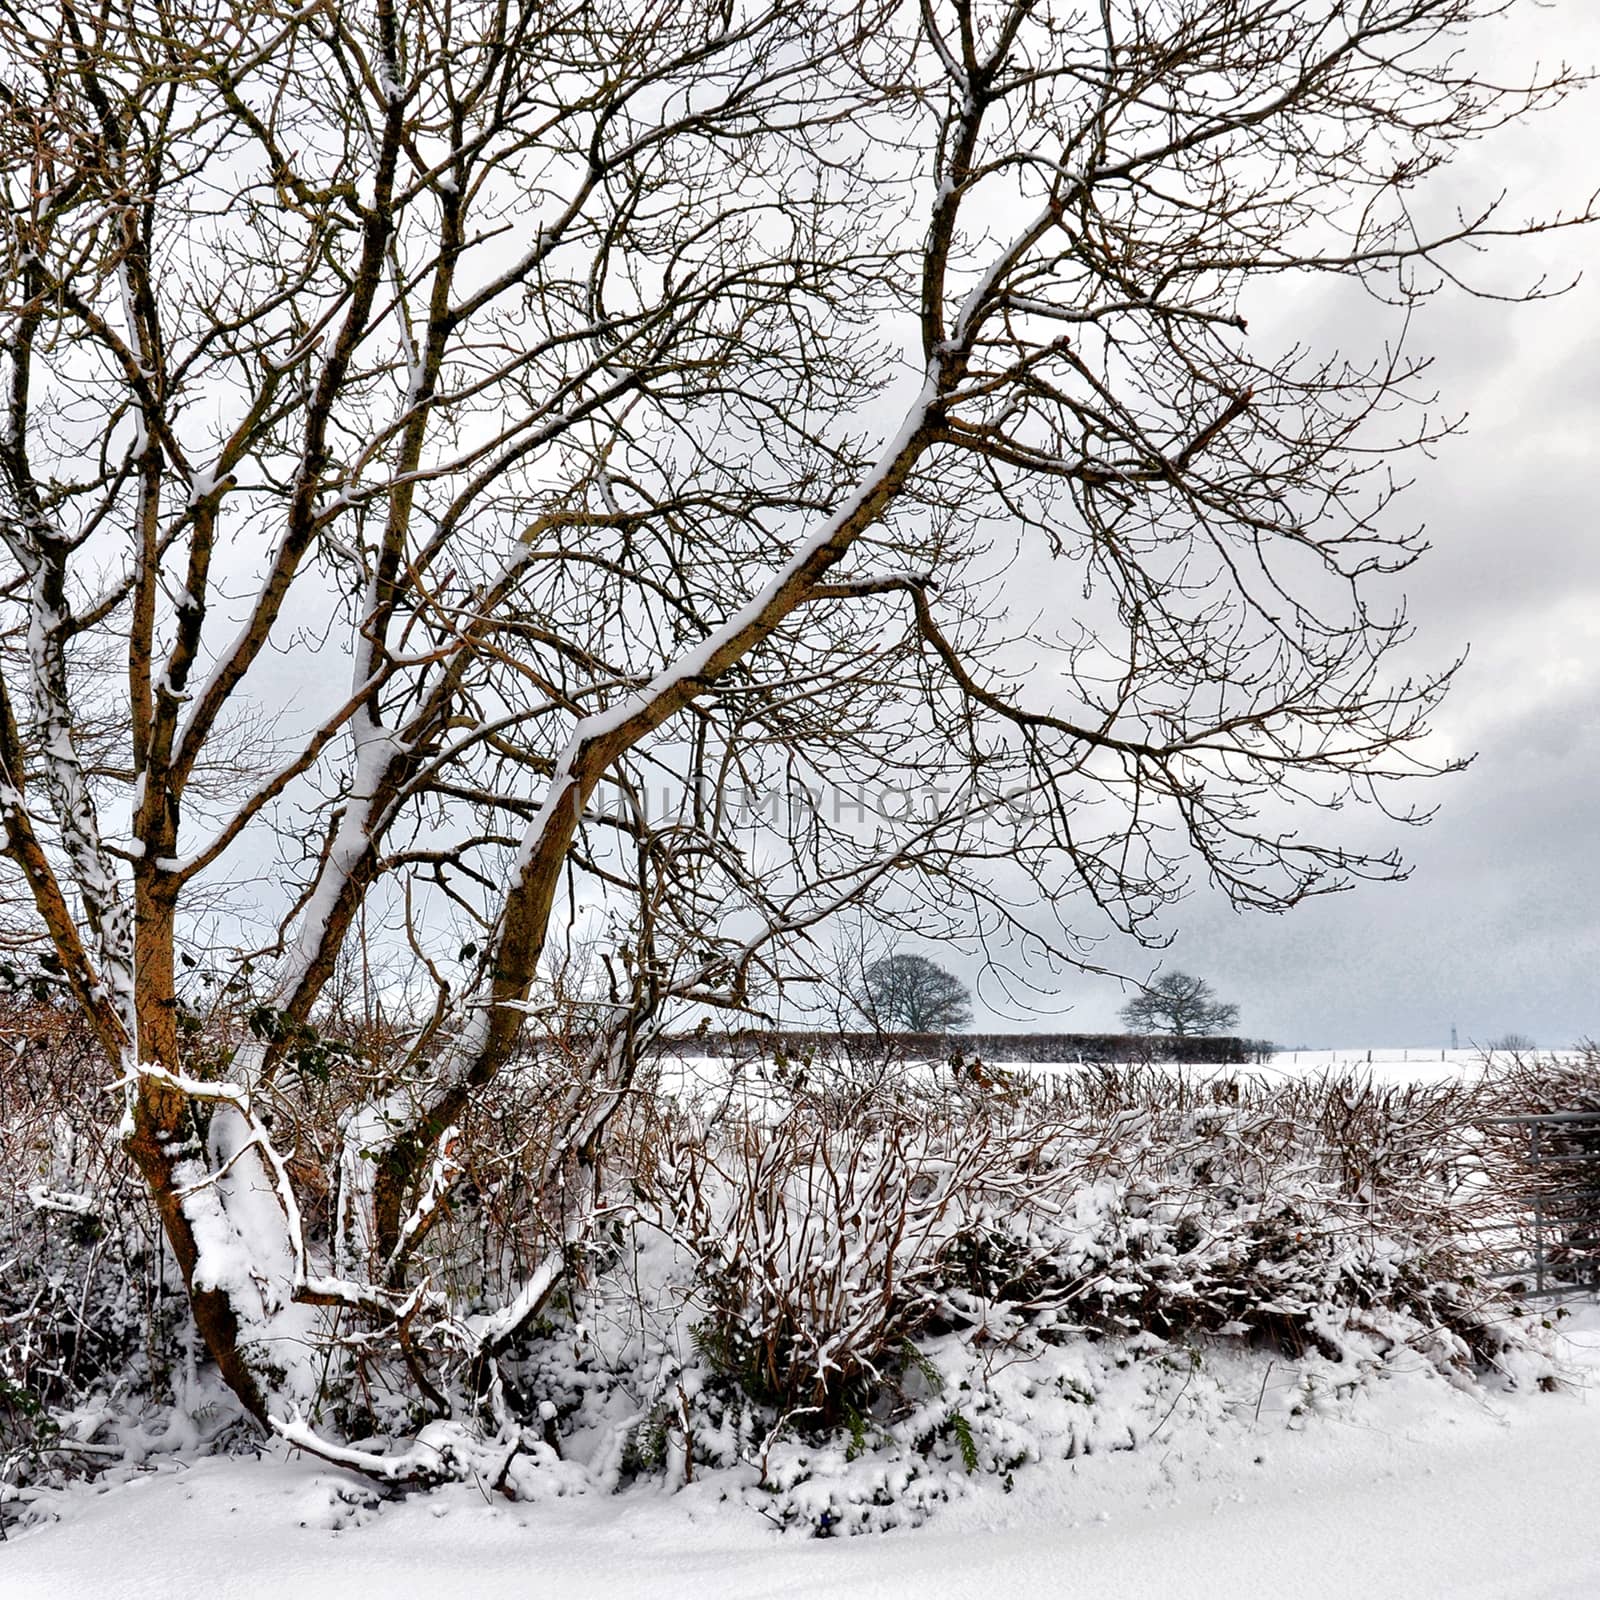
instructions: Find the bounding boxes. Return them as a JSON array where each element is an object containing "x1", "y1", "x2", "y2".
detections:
[{"x1": 270, "y1": 1412, "x2": 462, "y2": 1488}]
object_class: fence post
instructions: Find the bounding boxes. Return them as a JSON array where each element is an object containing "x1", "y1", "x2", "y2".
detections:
[{"x1": 1532, "y1": 1121, "x2": 1545, "y2": 1298}]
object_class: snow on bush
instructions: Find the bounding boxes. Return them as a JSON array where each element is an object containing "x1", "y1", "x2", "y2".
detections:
[
  {"x1": 632, "y1": 1058, "x2": 1527, "y2": 1422},
  {"x1": 0, "y1": 1000, "x2": 233, "y2": 1522},
  {"x1": 443, "y1": 1053, "x2": 1558, "y2": 1532},
  {"x1": 0, "y1": 1024, "x2": 1584, "y2": 1533}
]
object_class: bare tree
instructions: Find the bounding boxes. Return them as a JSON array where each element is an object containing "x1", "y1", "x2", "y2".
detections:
[
  {"x1": 1488, "y1": 1033, "x2": 1537, "y2": 1053},
  {"x1": 0, "y1": 0, "x2": 1587, "y2": 1442},
  {"x1": 863, "y1": 952, "x2": 972, "y2": 1033},
  {"x1": 1120, "y1": 972, "x2": 1240, "y2": 1038}
]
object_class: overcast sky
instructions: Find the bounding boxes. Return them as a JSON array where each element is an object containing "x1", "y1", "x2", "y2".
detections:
[{"x1": 969, "y1": 1, "x2": 1600, "y2": 1049}]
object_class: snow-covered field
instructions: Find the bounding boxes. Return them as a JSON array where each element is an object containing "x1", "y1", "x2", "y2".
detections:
[
  {"x1": 1263, "y1": 1048, "x2": 1572, "y2": 1082},
  {"x1": 651, "y1": 1046, "x2": 1568, "y2": 1113},
  {"x1": 1035, "y1": 1046, "x2": 1573, "y2": 1086},
  {"x1": 8, "y1": 1313, "x2": 1600, "y2": 1600}
]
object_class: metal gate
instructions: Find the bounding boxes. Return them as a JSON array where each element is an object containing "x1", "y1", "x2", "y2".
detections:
[{"x1": 1483, "y1": 1111, "x2": 1600, "y2": 1299}]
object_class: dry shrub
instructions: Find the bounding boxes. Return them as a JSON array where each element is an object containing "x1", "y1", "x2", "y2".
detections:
[
  {"x1": 1477, "y1": 1045, "x2": 1600, "y2": 1290},
  {"x1": 643, "y1": 1069, "x2": 1050, "y2": 1421},
  {"x1": 966, "y1": 1068, "x2": 1514, "y2": 1366},
  {"x1": 640, "y1": 1058, "x2": 1529, "y2": 1425},
  {"x1": 0, "y1": 999, "x2": 174, "y2": 1516}
]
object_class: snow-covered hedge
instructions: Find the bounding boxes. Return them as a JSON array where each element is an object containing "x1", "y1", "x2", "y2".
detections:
[
  {"x1": 622, "y1": 1060, "x2": 1525, "y2": 1431},
  {"x1": 0, "y1": 1023, "x2": 1587, "y2": 1530}
]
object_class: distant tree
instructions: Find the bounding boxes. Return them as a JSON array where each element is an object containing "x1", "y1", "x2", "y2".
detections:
[
  {"x1": 1489, "y1": 1033, "x2": 1537, "y2": 1053},
  {"x1": 1121, "y1": 973, "x2": 1240, "y2": 1038},
  {"x1": 863, "y1": 954, "x2": 972, "y2": 1033}
]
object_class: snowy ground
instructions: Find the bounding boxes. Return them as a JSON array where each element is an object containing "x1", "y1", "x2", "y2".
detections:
[
  {"x1": 652, "y1": 1046, "x2": 1569, "y2": 1114},
  {"x1": 1261, "y1": 1048, "x2": 1572, "y2": 1082},
  {"x1": 8, "y1": 1314, "x2": 1600, "y2": 1600}
]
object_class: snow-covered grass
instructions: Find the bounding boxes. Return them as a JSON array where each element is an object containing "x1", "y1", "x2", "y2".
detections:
[{"x1": 6, "y1": 1311, "x2": 1599, "y2": 1600}]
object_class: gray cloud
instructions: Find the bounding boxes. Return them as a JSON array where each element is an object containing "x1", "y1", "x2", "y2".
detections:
[{"x1": 964, "y1": 4, "x2": 1600, "y2": 1048}]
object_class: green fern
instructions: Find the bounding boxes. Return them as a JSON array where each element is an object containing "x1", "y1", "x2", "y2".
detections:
[{"x1": 949, "y1": 1410, "x2": 979, "y2": 1474}]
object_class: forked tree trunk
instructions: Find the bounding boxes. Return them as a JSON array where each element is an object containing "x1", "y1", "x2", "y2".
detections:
[
  {"x1": 122, "y1": 1083, "x2": 273, "y2": 1425},
  {"x1": 119, "y1": 882, "x2": 311, "y2": 1426}
]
